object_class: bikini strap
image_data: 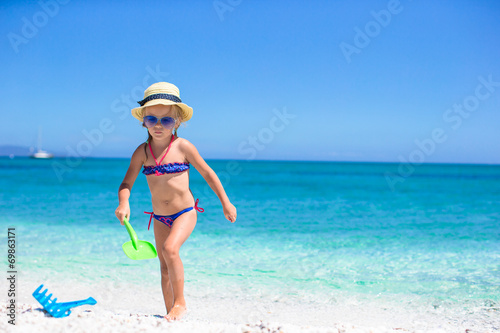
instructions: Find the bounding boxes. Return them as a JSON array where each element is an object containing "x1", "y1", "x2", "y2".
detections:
[
  {"x1": 144, "y1": 211, "x2": 154, "y2": 230},
  {"x1": 148, "y1": 135, "x2": 175, "y2": 166},
  {"x1": 147, "y1": 142, "x2": 157, "y2": 165},
  {"x1": 194, "y1": 198, "x2": 204, "y2": 213}
]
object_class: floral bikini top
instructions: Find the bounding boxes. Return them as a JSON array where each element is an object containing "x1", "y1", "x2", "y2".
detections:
[{"x1": 142, "y1": 135, "x2": 190, "y2": 176}]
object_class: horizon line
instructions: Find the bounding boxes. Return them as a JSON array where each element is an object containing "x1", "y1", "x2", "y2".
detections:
[{"x1": 1, "y1": 155, "x2": 499, "y2": 167}]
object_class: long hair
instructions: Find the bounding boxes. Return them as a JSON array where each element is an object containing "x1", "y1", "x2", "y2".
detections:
[{"x1": 144, "y1": 132, "x2": 153, "y2": 159}]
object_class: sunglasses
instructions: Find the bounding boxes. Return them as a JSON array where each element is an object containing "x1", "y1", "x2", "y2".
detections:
[{"x1": 143, "y1": 115, "x2": 176, "y2": 129}]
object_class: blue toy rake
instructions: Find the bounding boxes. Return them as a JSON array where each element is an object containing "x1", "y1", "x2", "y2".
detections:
[{"x1": 32, "y1": 284, "x2": 97, "y2": 318}]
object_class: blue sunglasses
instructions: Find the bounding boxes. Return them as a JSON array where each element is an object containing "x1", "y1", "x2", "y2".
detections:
[{"x1": 143, "y1": 116, "x2": 175, "y2": 129}]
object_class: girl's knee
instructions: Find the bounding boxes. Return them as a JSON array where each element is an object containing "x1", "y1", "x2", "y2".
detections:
[{"x1": 162, "y1": 243, "x2": 179, "y2": 260}]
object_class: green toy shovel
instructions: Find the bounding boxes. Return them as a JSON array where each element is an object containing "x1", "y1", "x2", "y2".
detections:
[{"x1": 122, "y1": 216, "x2": 157, "y2": 260}]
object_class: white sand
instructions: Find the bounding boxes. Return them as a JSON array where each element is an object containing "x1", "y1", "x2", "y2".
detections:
[
  {"x1": 0, "y1": 302, "x2": 434, "y2": 333},
  {"x1": 2, "y1": 280, "x2": 497, "y2": 333},
  {"x1": 3, "y1": 299, "x2": 495, "y2": 333}
]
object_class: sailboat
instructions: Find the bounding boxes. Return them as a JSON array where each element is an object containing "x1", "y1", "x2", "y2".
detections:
[{"x1": 30, "y1": 127, "x2": 53, "y2": 159}]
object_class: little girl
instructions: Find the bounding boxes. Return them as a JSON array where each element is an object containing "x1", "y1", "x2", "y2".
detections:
[{"x1": 115, "y1": 82, "x2": 237, "y2": 321}]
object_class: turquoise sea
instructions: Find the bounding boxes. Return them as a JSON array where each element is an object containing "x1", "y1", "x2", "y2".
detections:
[{"x1": 1, "y1": 157, "x2": 499, "y2": 329}]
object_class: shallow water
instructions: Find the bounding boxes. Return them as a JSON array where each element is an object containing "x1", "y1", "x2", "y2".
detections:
[{"x1": 2, "y1": 157, "x2": 499, "y2": 330}]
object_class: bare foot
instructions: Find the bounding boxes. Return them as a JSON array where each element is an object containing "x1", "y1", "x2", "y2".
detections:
[{"x1": 164, "y1": 304, "x2": 187, "y2": 321}]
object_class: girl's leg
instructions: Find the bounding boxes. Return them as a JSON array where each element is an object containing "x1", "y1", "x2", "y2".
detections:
[
  {"x1": 162, "y1": 209, "x2": 197, "y2": 321},
  {"x1": 153, "y1": 220, "x2": 174, "y2": 313}
]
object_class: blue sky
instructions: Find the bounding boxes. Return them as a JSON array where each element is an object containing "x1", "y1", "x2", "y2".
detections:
[{"x1": 1, "y1": 0, "x2": 499, "y2": 163}]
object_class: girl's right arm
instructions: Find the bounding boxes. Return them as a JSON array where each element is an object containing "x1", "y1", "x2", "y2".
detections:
[{"x1": 115, "y1": 144, "x2": 146, "y2": 225}]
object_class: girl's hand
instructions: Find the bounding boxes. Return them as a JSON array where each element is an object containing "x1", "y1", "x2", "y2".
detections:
[
  {"x1": 223, "y1": 202, "x2": 237, "y2": 223},
  {"x1": 115, "y1": 203, "x2": 130, "y2": 225}
]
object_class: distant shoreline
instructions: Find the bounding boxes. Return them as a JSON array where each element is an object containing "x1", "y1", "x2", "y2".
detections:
[{"x1": 1, "y1": 155, "x2": 499, "y2": 166}]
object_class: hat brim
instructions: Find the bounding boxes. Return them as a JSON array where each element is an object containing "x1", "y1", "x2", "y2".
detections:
[{"x1": 131, "y1": 99, "x2": 193, "y2": 122}]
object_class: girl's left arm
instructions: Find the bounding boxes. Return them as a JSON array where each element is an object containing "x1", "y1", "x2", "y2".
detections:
[{"x1": 181, "y1": 139, "x2": 237, "y2": 223}]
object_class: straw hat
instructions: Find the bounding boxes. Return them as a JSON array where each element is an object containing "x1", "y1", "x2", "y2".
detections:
[{"x1": 131, "y1": 82, "x2": 193, "y2": 122}]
